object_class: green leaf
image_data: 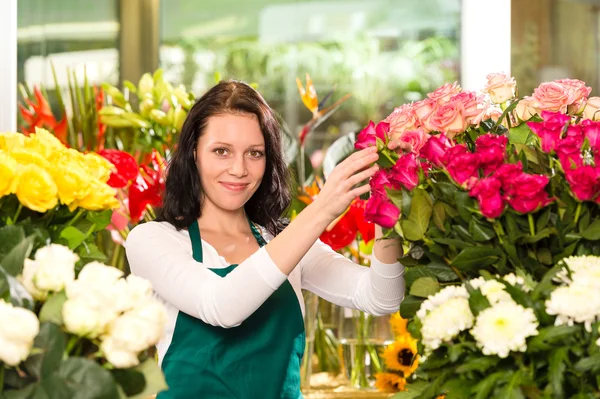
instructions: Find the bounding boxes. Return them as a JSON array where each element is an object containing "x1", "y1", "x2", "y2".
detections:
[
  {"x1": 23, "y1": 322, "x2": 67, "y2": 379},
  {"x1": 455, "y1": 192, "x2": 474, "y2": 223},
  {"x1": 432, "y1": 202, "x2": 446, "y2": 232},
  {"x1": 548, "y1": 347, "x2": 568, "y2": 397},
  {"x1": 400, "y1": 189, "x2": 432, "y2": 241},
  {"x1": 401, "y1": 189, "x2": 413, "y2": 218},
  {"x1": 57, "y1": 358, "x2": 120, "y2": 399},
  {"x1": 391, "y1": 379, "x2": 430, "y2": 398},
  {"x1": 0, "y1": 225, "x2": 25, "y2": 258},
  {"x1": 410, "y1": 277, "x2": 439, "y2": 298},
  {"x1": 574, "y1": 354, "x2": 600, "y2": 373},
  {"x1": 469, "y1": 219, "x2": 495, "y2": 242},
  {"x1": 497, "y1": 370, "x2": 525, "y2": 399},
  {"x1": 426, "y1": 262, "x2": 459, "y2": 282},
  {"x1": 39, "y1": 291, "x2": 67, "y2": 325},
  {"x1": 322, "y1": 132, "x2": 356, "y2": 179},
  {"x1": 432, "y1": 237, "x2": 470, "y2": 250},
  {"x1": 531, "y1": 263, "x2": 563, "y2": 300},
  {"x1": 455, "y1": 357, "x2": 499, "y2": 374},
  {"x1": 452, "y1": 247, "x2": 503, "y2": 272},
  {"x1": 519, "y1": 228, "x2": 556, "y2": 244},
  {"x1": 581, "y1": 219, "x2": 600, "y2": 240},
  {"x1": 473, "y1": 372, "x2": 504, "y2": 399},
  {"x1": 1, "y1": 235, "x2": 35, "y2": 276},
  {"x1": 434, "y1": 182, "x2": 458, "y2": 202},
  {"x1": 59, "y1": 227, "x2": 88, "y2": 250},
  {"x1": 86, "y1": 210, "x2": 112, "y2": 232},
  {"x1": 443, "y1": 378, "x2": 474, "y2": 399},
  {"x1": 386, "y1": 187, "x2": 404, "y2": 210},
  {"x1": 127, "y1": 358, "x2": 168, "y2": 399},
  {"x1": 405, "y1": 267, "x2": 438, "y2": 287},
  {"x1": 399, "y1": 295, "x2": 424, "y2": 319},
  {"x1": 536, "y1": 208, "x2": 552, "y2": 232},
  {"x1": 466, "y1": 287, "x2": 491, "y2": 316},
  {"x1": 0, "y1": 264, "x2": 34, "y2": 310},
  {"x1": 509, "y1": 123, "x2": 533, "y2": 144},
  {"x1": 77, "y1": 243, "x2": 108, "y2": 263},
  {"x1": 528, "y1": 325, "x2": 580, "y2": 352},
  {"x1": 111, "y1": 369, "x2": 145, "y2": 396}
]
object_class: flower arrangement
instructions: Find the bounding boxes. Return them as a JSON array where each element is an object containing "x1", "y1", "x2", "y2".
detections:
[
  {"x1": 0, "y1": 243, "x2": 167, "y2": 397},
  {"x1": 351, "y1": 74, "x2": 600, "y2": 397}
]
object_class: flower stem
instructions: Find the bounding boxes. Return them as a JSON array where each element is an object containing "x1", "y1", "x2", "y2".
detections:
[
  {"x1": 528, "y1": 213, "x2": 535, "y2": 237},
  {"x1": 574, "y1": 202, "x2": 582, "y2": 225},
  {"x1": 12, "y1": 203, "x2": 23, "y2": 224},
  {"x1": 66, "y1": 209, "x2": 85, "y2": 227}
]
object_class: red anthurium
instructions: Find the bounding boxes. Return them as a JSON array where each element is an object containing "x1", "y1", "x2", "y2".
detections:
[
  {"x1": 99, "y1": 149, "x2": 139, "y2": 188},
  {"x1": 320, "y1": 212, "x2": 357, "y2": 251},
  {"x1": 129, "y1": 174, "x2": 163, "y2": 222},
  {"x1": 20, "y1": 87, "x2": 69, "y2": 145},
  {"x1": 348, "y1": 199, "x2": 375, "y2": 243}
]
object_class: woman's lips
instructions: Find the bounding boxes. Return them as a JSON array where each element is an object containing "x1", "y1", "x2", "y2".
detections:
[{"x1": 219, "y1": 182, "x2": 249, "y2": 192}]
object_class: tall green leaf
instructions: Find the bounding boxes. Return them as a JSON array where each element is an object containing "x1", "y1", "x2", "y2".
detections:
[{"x1": 23, "y1": 322, "x2": 67, "y2": 379}]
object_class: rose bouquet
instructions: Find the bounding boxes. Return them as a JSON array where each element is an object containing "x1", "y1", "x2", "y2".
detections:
[{"x1": 0, "y1": 243, "x2": 167, "y2": 398}]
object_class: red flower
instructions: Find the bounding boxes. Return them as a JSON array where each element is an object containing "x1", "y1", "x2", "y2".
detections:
[
  {"x1": 370, "y1": 169, "x2": 395, "y2": 196},
  {"x1": 469, "y1": 177, "x2": 505, "y2": 218},
  {"x1": 475, "y1": 133, "x2": 508, "y2": 176},
  {"x1": 494, "y1": 162, "x2": 523, "y2": 196},
  {"x1": 565, "y1": 165, "x2": 600, "y2": 202},
  {"x1": 349, "y1": 199, "x2": 375, "y2": 243},
  {"x1": 99, "y1": 149, "x2": 139, "y2": 188},
  {"x1": 506, "y1": 173, "x2": 552, "y2": 213},
  {"x1": 389, "y1": 153, "x2": 419, "y2": 191},
  {"x1": 320, "y1": 199, "x2": 375, "y2": 250},
  {"x1": 582, "y1": 120, "x2": 600, "y2": 151},
  {"x1": 420, "y1": 133, "x2": 451, "y2": 166},
  {"x1": 355, "y1": 121, "x2": 390, "y2": 149},
  {"x1": 20, "y1": 87, "x2": 68, "y2": 145},
  {"x1": 527, "y1": 111, "x2": 570, "y2": 153},
  {"x1": 555, "y1": 136, "x2": 584, "y2": 170},
  {"x1": 446, "y1": 146, "x2": 479, "y2": 187},
  {"x1": 128, "y1": 150, "x2": 166, "y2": 222},
  {"x1": 364, "y1": 192, "x2": 400, "y2": 229}
]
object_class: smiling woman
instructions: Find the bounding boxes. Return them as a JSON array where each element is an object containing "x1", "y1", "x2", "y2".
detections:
[{"x1": 125, "y1": 80, "x2": 406, "y2": 399}]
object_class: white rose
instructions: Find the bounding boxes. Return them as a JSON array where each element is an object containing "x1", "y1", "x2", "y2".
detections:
[
  {"x1": 129, "y1": 299, "x2": 167, "y2": 346},
  {"x1": 19, "y1": 259, "x2": 48, "y2": 301},
  {"x1": 0, "y1": 300, "x2": 40, "y2": 366},
  {"x1": 62, "y1": 298, "x2": 116, "y2": 338},
  {"x1": 75, "y1": 261, "x2": 123, "y2": 287},
  {"x1": 112, "y1": 275, "x2": 153, "y2": 313},
  {"x1": 33, "y1": 244, "x2": 78, "y2": 292},
  {"x1": 101, "y1": 337, "x2": 140, "y2": 368}
]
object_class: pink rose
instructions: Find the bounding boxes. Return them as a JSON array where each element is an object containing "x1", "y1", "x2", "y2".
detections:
[
  {"x1": 583, "y1": 97, "x2": 600, "y2": 121},
  {"x1": 355, "y1": 120, "x2": 389, "y2": 149},
  {"x1": 555, "y1": 136, "x2": 584, "y2": 170},
  {"x1": 385, "y1": 105, "x2": 419, "y2": 140},
  {"x1": 427, "y1": 82, "x2": 462, "y2": 104},
  {"x1": 582, "y1": 120, "x2": 600, "y2": 151},
  {"x1": 527, "y1": 111, "x2": 571, "y2": 153},
  {"x1": 389, "y1": 153, "x2": 419, "y2": 191},
  {"x1": 565, "y1": 165, "x2": 600, "y2": 202},
  {"x1": 447, "y1": 147, "x2": 479, "y2": 187},
  {"x1": 370, "y1": 169, "x2": 395, "y2": 196},
  {"x1": 515, "y1": 96, "x2": 541, "y2": 121},
  {"x1": 397, "y1": 128, "x2": 430, "y2": 154},
  {"x1": 494, "y1": 162, "x2": 524, "y2": 196},
  {"x1": 420, "y1": 133, "x2": 451, "y2": 166},
  {"x1": 506, "y1": 173, "x2": 552, "y2": 213},
  {"x1": 476, "y1": 134, "x2": 508, "y2": 176},
  {"x1": 412, "y1": 99, "x2": 438, "y2": 132},
  {"x1": 365, "y1": 192, "x2": 400, "y2": 228},
  {"x1": 469, "y1": 177, "x2": 505, "y2": 218},
  {"x1": 483, "y1": 73, "x2": 516, "y2": 104},
  {"x1": 556, "y1": 79, "x2": 591, "y2": 113},
  {"x1": 532, "y1": 81, "x2": 577, "y2": 113},
  {"x1": 429, "y1": 101, "x2": 468, "y2": 138},
  {"x1": 451, "y1": 91, "x2": 488, "y2": 126},
  {"x1": 485, "y1": 107, "x2": 504, "y2": 123}
]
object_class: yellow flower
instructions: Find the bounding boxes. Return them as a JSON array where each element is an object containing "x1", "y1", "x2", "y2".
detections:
[
  {"x1": 81, "y1": 153, "x2": 113, "y2": 183},
  {"x1": 76, "y1": 180, "x2": 119, "y2": 211},
  {"x1": 9, "y1": 148, "x2": 51, "y2": 170},
  {"x1": 296, "y1": 73, "x2": 319, "y2": 115},
  {"x1": 0, "y1": 132, "x2": 26, "y2": 152},
  {"x1": 382, "y1": 334, "x2": 420, "y2": 378},
  {"x1": 14, "y1": 164, "x2": 58, "y2": 212},
  {"x1": 0, "y1": 151, "x2": 18, "y2": 197},
  {"x1": 390, "y1": 312, "x2": 408, "y2": 337},
  {"x1": 24, "y1": 128, "x2": 65, "y2": 159},
  {"x1": 374, "y1": 372, "x2": 406, "y2": 393},
  {"x1": 50, "y1": 159, "x2": 92, "y2": 206},
  {"x1": 435, "y1": 395, "x2": 446, "y2": 399}
]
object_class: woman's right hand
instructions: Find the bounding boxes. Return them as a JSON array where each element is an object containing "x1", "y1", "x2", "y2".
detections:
[{"x1": 312, "y1": 146, "x2": 379, "y2": 223}]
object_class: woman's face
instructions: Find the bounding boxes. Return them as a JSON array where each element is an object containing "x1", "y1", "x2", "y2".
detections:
[{"x1": 196, "y1": 113, "x2": 266, "y2": 213}]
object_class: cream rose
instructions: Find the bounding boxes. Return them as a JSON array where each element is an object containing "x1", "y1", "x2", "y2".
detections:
[
  {"x1": 427, "y1": 82, "x2": 462, "y2": 104},
  {"x1": 583, "y1": 97, "x2": 600, "y2": 121},
  {"x1": 0, "y1": 300, "x2": 40, "y2": 366},
  {"x1": 532, "y1": 81, "x2": 577, "y2": 112},
  {"x1": 483, "y1": 73, "x2": 516, "y2": 104},
  {"x1": 515, "y1": 96, "x2": 541, "y2": 121},
  {"x1": 384, "y1": 105, "x2": 418, "y2": 141},
  {"x1": 32, "y1": 244, "x2": 78, "y2": 292},
  {"x1": 412, "y1": 99, "x2": 437, "y2": 132},
  {"x1": 397, "y1": 129, "x2": 430, "y2": 154},
  {"x1": 452, "y1": 91, "x2": 488, "y2": 126},
  {"x1": 101, "y1": 337, "x2": 140, "y2": 369},
  {"x1": 556, "y1": 79, "x2": 591, "y2": 113},
  {"x1": 428, "y1": 101, "x2": 468, "y2": 138}
]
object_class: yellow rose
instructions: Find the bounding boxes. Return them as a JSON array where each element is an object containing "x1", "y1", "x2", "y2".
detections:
[
  {"x1": 0, "y1": 151, "x2": 18, "y2": 197},
  {"x1": 50, "y1": 160, "x2": 92, "y2": 206},
  {"x1": 14, "y1": 165, "x2": 58, "y2": 212},
  {"x1": 76, "y1": 180, "x2": 119, "y2": 211},
  {"x1": 0, "y1": 132, "x2": 26, "y2": 152},
  {"x1": 82, "y1": 153, "x2": 114, "y2": 183},
  {"x1": 10, "y1": 148, "x2": 51, "y2": 170},
  {"x1": 25, "y1": 128, "x2": 65, "y2": 159}
]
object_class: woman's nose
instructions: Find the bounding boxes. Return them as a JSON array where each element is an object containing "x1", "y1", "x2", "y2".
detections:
[{"x1": 228, "y1": 155, "x2": 247, "y2": 177}]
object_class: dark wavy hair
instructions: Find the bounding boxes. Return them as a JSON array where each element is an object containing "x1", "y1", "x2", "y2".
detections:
[{"x1": 157, "y1": 80, "x2": 292, "y2": 236}]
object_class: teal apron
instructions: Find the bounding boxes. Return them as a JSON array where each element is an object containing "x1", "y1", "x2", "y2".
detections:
[{"x1": 158, "y1": 220, "x2": 306, "y2": 398}]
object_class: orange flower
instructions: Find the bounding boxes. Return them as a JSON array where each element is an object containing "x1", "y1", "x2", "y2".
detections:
[
  {"x1": 374, "y1": 372, "x2": 406, "y2": 392},
  {"x1": 296, "y1": 73, "x2": 319, "y2": 116}
]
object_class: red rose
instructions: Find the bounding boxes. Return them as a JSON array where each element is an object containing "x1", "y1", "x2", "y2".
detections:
[
  {"x1": 565, "y1": 165, "x2": 600, "y2": 202},
  {"x1": 365, "y1": 192, "x2": 400, "y2": 229},
  {"x1": 389, "y1": 153, "x2": 419, "y2": 191},
  {"x1": 420, "y1": 133, "x2": 451, "y2": 166},
  {"x1": 494, "y1": 162, "x2": 524, "y2": 196},
  {"x1": 506, "y1": 173, "x2": 552, "y2": 213},
  {"x1": 355, "y1": 120, "x2": 390, "y2": 149},
  {"x1": 469, "y1": 177, "x2": 505, "y2": 218},
  {"x1": 447, "y1": 152, "x2": 479, "y2": 187},
  {"x1": 475, "y1": 133, "x2": 508, "y2": 176},
  {"x1": 555, "y1": 136, "x2": 584, "y2": 170},
  {"x1": 583, "y1": 120, "x2": 600, "y2": 151}
]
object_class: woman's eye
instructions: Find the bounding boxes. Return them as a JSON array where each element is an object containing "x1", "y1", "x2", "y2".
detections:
[
  {"x1": 249, "y1": 150, "x2": 264, "y2": 158},
  {"x1": 214, "y1": 148, "x2": 229, "y2": 156}
]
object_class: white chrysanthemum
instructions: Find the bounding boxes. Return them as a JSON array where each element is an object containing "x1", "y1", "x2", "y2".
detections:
[
  {"x1": 500, "y1": 273, "x2": 533, "y2": 292},
  {"x1": 468, "y1": 277, "x2": 513, "y2": 304},
  {"x1": 545, "y1": 284, "x2": 600, "y2": 332},
  {"x1": 555, "y1": 255, "x2": 600, "y2": 286},
  {"x1": 421, "y1": 297, "x2": 474, "y2": 352},
  {"x1": 416, "y1": 285, "x2": 468, "y2": 320},
  {"x1": 471, "y1": 301, "x2": 539, "y2": 358}
]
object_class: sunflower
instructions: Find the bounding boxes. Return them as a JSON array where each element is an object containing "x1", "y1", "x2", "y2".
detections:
[
  {"x1": 390, "y1": 312, "x2": 408, "y2": 337},
  {"x1": 382, "y1": 334, "x2": 420, "y2": 377},
  {"x1": 374, "y1": 372, "x2": 406, "y2": 393}
]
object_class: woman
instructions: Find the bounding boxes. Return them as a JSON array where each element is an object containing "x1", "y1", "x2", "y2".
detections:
[{"x1": 125, "y1": 80, "x2": 407, "y2": 399}]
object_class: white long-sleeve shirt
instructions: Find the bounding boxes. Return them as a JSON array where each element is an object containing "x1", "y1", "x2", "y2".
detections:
[{"x1": 125, "y1": 221, "x2": 405, "y2": 364}]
